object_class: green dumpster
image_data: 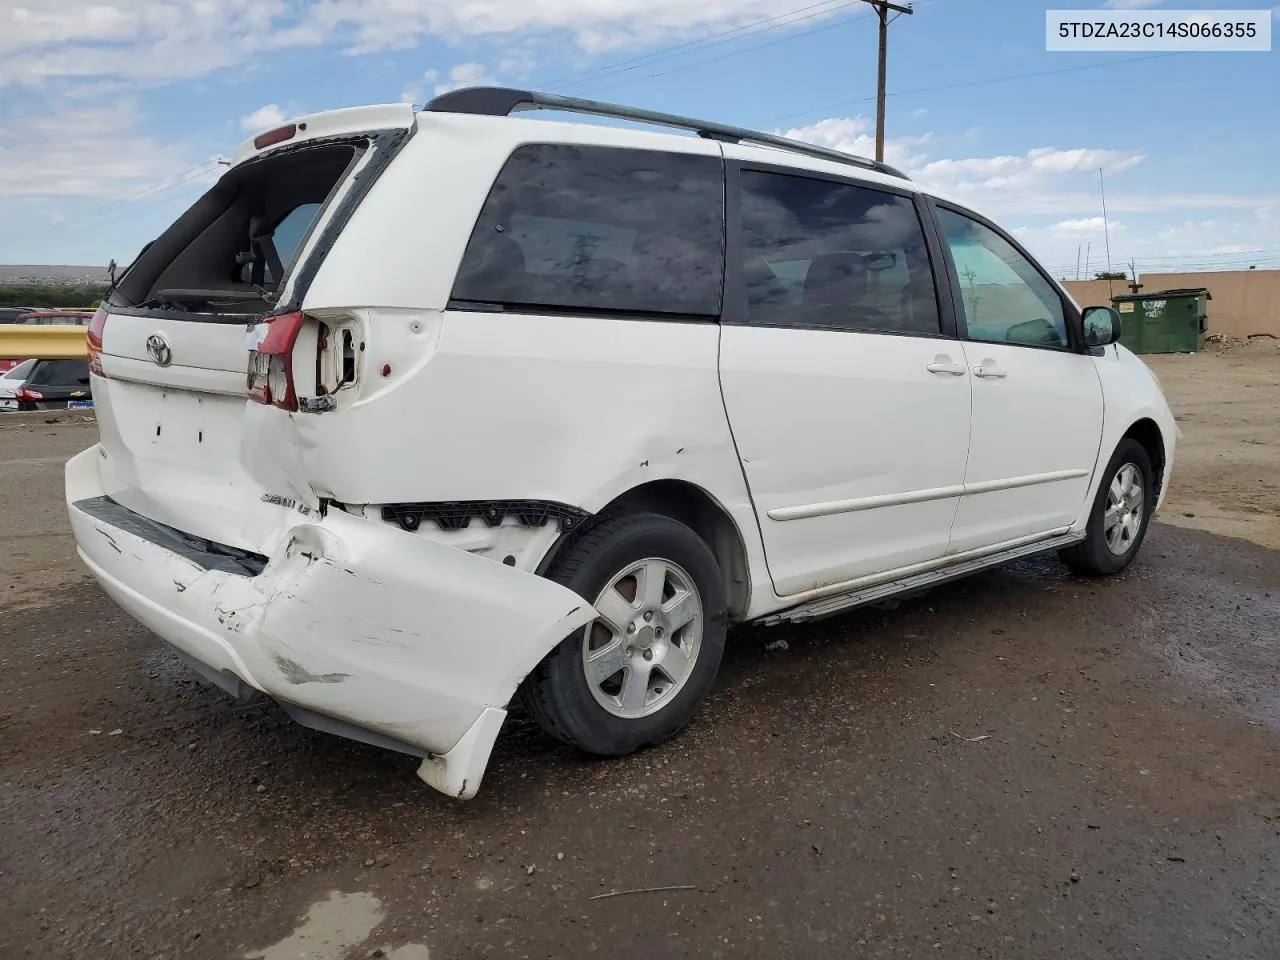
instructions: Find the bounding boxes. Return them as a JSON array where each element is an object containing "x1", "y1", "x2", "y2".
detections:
[{"x1": 1110, "y1": 288, "x2": 1211, "y2": 354}]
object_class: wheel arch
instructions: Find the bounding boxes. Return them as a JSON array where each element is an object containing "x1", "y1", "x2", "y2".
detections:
[
  {"x1": 1121, "y1": 417, "x2": 1168, "y2": 502},
  {"x1": 537, "y1": 479, "x2": 752, "y2": 620}
]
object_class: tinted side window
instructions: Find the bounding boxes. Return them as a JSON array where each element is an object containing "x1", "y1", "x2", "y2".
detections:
[
  {"x1": 937, "y1": 207, "x2": 1068, "y2": 348},
  {"x1": 452, "y1": 144, "x2": 724, "y2": 317},
  {"x1": 738, "y1": 170, "x2": 940, "y2": 334}
]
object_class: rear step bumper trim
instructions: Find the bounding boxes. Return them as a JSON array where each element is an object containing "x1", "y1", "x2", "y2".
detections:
[{"x1": 73, "y1": 496, "x2": 268, "y2": 576}]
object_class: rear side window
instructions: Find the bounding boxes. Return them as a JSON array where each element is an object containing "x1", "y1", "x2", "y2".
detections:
[
  {"x1": 737, "y1": 170, "x2": 940, "y2": 335},
  {"x1": 3, "y1": 359, "x2": 36, "y2": 379},
  {"x1": 28, "y1": 359, "x2": 90, "y2": 385},
  {"x1": 452, "y1": 144, "x2": 725, "y2": 317}
]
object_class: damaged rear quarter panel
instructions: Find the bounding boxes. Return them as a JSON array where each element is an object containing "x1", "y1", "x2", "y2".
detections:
[{"x1": 285, "y1": 311, "x2": 769, "y2": 596}]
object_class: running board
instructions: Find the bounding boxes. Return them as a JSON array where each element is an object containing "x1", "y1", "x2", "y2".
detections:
[{"x1": 757, "y1": 532, "x2": 1085, "y2": 626}]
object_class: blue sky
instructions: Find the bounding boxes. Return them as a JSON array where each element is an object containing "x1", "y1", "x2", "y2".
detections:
[{"x1": 1, "y1": 0, "x2": 1277, "y2": 278}]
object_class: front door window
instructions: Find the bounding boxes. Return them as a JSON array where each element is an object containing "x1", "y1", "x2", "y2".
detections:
[{"x1": 937, "y1": 208, "x2": 1069, "y2": 349}]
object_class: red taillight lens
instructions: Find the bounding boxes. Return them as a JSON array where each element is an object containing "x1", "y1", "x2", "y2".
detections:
[
  {"x1": 253, "y1": 123, "x2": 297, "y2": 150},
  {"x1": 247, "y1": 311, "x2": 305, "y2": 411},
  {"x1": 87, "y1": 306, "x2": 108, "y2": 377},
  {"x1": 16, "y1": 387, "x2": 43, "y2": 401}
]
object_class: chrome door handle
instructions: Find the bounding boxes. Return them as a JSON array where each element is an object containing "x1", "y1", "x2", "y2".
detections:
[
  {"x1": 927, "y1": 357, "x2": 967, "y2": 376},
  {"x1": 973, "y1": 363, "x2": 1007, "y2": 379}
]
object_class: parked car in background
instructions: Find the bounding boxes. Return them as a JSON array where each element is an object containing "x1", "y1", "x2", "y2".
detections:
[
  {"x1": 0, "y1": 308, "x2": 46, "y2": 370},
  {"x1": 1, "y1": 311, "x2": 93, "y2": 373},
  {"x1": 12, "y1": 358, "x2": 92, "y2": 411},
  {"x1": 67, "y1": 89, "x2": 1175, "y2": 799},
  {"x1": 0, "y1": 358, "x2": 37, "y2": 411}
]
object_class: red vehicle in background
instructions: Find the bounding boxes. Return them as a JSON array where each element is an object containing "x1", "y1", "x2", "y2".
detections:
[{"x1": 0, "y1": 309, "x2": 93, "y2": 373}]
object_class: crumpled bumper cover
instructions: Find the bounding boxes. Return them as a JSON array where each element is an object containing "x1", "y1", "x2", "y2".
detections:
[{"x1": 65, "y1": 445, "x2": 596, "y2": 798}]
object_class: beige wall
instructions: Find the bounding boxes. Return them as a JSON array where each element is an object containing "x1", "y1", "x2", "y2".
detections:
[{"x1": 1062, "y1": 270, "x2": 1280, "y2": 339}]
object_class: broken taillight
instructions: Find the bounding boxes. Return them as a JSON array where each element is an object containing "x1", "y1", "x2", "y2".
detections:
[
  {"x1": 247, "y1": 311, "x2": 305, "y2": 411},
  {"x1": 87, "y1": 306, "x2": 108, "y2": 377}
]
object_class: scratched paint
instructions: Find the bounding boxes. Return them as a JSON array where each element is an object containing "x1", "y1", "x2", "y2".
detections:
[{"x1": 271, "y1": 654, "x2": 350, "y2": 685}]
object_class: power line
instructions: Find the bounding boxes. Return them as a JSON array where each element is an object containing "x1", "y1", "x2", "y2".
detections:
[
  {"x1": 538, "y1": 0, "x2": 861, "y2": 90},
  {"x1": 753, "y1": 51, "x2": 1182, "y2": 128},
  {"x1": 1128, "y1": 241, "x2": 1280, "y2": 260},
  {"x1": 1047, "y1": 251, "x2": 1280, "y2": 276},
  {"x1": 1049, "y1": 244, "x2": 1280, "y2": 269},
  {"x1": 47, "y1": 160, "x2": 214, "y2": 226},
  {"x1": 585, "y1": 7, "x2": 887, "y2": 95},
  {"x1": 0, "y1": 162, "x2": 218, "y2": 253}
]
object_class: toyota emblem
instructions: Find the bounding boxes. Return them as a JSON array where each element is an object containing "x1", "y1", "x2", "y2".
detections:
[{"x1": 146, "y1": 334, "x2": 173, "y2": 367}]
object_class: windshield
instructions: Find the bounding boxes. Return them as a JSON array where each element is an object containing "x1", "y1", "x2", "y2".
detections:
[{"x1": 2, "y1": 359, "x2": 36, "y2": 379}]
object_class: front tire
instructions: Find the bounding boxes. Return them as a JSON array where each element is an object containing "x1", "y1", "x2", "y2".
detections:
[
  {"x1": 521, "y1": 513, "x2": 728, "y2": 756},
  {"x1": 1059, "y1": 438, "x2": 1155, "y2": 576}
]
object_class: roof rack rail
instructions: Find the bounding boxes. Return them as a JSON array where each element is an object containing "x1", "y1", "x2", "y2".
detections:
[{"x1": 425, "y1": 87, "x2": 909, "y2": 181}]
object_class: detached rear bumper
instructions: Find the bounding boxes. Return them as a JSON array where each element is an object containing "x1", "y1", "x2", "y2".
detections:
[{"x1": 66, "y1": 445, "x2": 595, "y2": 798}]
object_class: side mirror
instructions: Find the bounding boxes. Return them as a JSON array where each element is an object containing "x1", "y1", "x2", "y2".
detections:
[{"x1": 1082, "y1": 305, "x2": 1122, "y2": 348}]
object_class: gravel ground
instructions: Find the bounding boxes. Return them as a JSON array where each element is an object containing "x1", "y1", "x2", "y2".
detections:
[{"x1": 1, "y1": 343, "x2": 1277, "y2": 960}]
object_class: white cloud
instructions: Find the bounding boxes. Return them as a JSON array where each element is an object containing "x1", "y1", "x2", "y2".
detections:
[
  {"x1": 784, "y1": 113, "x2": 1280, "y2": 273},
  {"x1": 400, "y1": 62, "x2": 496, "y2": 105},
  {"x1": 913, "y1": 147, "x2": 1146, "y2": 200},
  {"x1": 1049, "y1": 216, "x2": 1119, "y2": 237},
  {"x1": 0, "y1": 0, "x2": 290, "y2": 86},
  {"x1": 1027, "y1": 147, "x2": 1143, "y2": 175},
  {"x1": 0, "y1": 0, "x2": 848, "y2": 88},
  {"x1": 784, "y1": 118, "x2": 1153, "y2": 216},
  {"x1": 0, "y1": 100, "x2": 195, "y2": 198},
  {"x1": 781, "y1": 116, "x2": 933, "y2": 174},
  {"x1": 240, "y1": 103, "x2": 287, "y2": 132},
  {"x1": 438, "y1": 62, "x2": 493, "y2": 93},
  {"x1": 783, "y1": 115, "x2": 1162, "y2": 218}
]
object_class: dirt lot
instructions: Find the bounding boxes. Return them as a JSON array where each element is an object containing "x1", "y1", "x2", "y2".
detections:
[
  {"x1": 1, "y1": 342, "x2": 1277, "y2": 959},
  {"x1": 1147, "y1": 340, "x2": 1280, "y2": 550}
]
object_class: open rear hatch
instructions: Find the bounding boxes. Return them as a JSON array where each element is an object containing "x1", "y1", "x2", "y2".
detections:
[{"x1": 89, "y1": 107, "x2": 413, "y2": 554}]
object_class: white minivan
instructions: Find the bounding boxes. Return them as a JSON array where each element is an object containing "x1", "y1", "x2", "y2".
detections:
[{"x1": 67, "y1": 88, "x2": 1175, "y2": 798}]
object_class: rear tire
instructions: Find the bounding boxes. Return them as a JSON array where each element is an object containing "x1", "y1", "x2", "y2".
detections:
[
  {"x1": 521, "y1": 513, "x2": 727, "y2": 756},
  {"x1": 1059, "y1": 438, "x2": 1154, "y2": 576}
]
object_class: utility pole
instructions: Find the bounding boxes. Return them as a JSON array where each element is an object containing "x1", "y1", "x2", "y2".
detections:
[{"x1": 862, "y1": 1, "x2": 915, "y2": 163}]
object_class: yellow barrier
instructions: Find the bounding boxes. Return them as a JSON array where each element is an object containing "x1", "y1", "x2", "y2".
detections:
[{"x1": 0, "y1": 324, "x2": 88, "y2": 360}]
